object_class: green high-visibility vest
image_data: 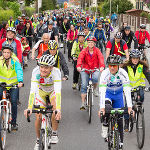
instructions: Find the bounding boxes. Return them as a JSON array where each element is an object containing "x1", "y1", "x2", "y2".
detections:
[{"x1": 127, "y1": 64, "x2": 146, "y2": 88}]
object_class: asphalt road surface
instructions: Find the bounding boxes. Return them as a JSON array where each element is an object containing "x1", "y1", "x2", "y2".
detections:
[{"x1": 6, "y1": 27, "x2": 150, "y2": 150}]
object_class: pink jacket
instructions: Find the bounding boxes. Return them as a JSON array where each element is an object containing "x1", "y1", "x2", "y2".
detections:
[{"x1": 67, "y1": 29, "x2": 78, "y2": 41}]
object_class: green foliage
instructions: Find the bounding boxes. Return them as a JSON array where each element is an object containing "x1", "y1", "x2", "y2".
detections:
[
  {"x1": 98, "y1": 2, "x2": 105, "y2": 15},
  {"x1": 24, "y1": 6, "x2": 36, "y2": 17},
  {"x1": 140, "y1": 12, "x2": 148, "y2": 18},
  {"x1": 103, "y1": 0, "x2": 133, "y2": 16},
  {"x1": 41, "y1": 0, "x2": 56, "y2": 11},
  {"x1": 148, "y1": 14, "x2": 150, "y2": 22},
  {"x1": 0, "y1": 9, "x2": 14, "y2": 23},
  {"x1": 7, "y1": 1, "x2": 21, "y2": 18},
  {"x1": 25, "y1": 0, "x2": 36, "y2": 6}
]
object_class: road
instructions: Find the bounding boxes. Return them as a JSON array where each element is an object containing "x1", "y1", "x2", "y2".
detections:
[{"x1": 6, "y1": 27, "x2": 150, "y2": 150}]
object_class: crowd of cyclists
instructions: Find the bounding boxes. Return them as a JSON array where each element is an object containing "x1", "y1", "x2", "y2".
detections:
[{"x1": 0, "y1": 7, "x2": 150, "y2": 150}]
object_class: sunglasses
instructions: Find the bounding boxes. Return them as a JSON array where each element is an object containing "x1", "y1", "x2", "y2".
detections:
[{"x1": 108, "y1": 64, "x2": 118, "y2": 68}]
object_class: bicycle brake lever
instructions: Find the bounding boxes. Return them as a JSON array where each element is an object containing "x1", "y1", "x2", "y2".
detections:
[{"x1": 27, "y1": 110, "x2": 31, "y2": 122}]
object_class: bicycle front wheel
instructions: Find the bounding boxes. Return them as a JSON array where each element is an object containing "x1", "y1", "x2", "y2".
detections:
[
  {"x1": 64, "y1": 42, "x2": 66, "y2": 54},
  {"x1": 114, "y1": 129, "x2": 120, "y2": 150},
  {"x1": 136, "y1": 108, "x2": 145, "y2": 149},
  {"x1": 0, "y1": 108, "x2": 6, "y2": 150},
  {"x1": 88, "y1": 89, "x2": 92, "y2": 124},
  {"x1": 39, "y1": 129, "x2": 47, "y2": 150}
]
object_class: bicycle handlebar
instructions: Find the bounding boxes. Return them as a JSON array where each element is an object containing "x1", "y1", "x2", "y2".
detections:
[
  {"x1": 81, "y1": 68, "x2": 99, "y2": 72},
  {"x1": 0, "y1": 82, "x2": 24, "y2": 88}
]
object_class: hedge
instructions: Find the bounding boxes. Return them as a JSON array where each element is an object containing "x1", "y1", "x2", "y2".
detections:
[{"x1": 0, "y1": 9, "x2": 14, "y2": 23}]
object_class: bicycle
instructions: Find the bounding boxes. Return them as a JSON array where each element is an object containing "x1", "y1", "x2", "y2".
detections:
[
  {"x1": 81, "y1": 68, "x2": 99, "y2": 123},
  {"x1": 63, "y1": 33, "x2": 67, "y2": 54},
  {"x1": 100, "y1": 108, "x2": 131, "y2": 150},
  {"x1": 128, "y1": 86, "x2": 146, "y2": 149},
  {"x1": 27, "y1": 95, "x2": 57, "y2": 150},
  {"x1": 0, "y1": 82, "x2": 20, "y2": 150}
]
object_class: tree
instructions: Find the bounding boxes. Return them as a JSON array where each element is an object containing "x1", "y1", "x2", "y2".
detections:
[
  {"x1": 25, "y1": 0, "x2": 36, "y2": 6},
  {"x1": 102, "y1": 0, "x2": 133, "y2": 16},
  {"x1": 41, "y1": 0, "x2": 56, "y2": 11}
]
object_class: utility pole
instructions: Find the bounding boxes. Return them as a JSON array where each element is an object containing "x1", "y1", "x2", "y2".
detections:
[{"x1": 110, "y1": 0, "x2": 111, "y2": 17}]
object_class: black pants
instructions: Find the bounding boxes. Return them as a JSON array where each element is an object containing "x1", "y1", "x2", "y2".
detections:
[
  {"x1": 73, "y1": 60, "x2": 79, "y2": 84},
  {"x1": 67, "y1": 41, "x2": 73, "y2": 59},
  {"x1": 103, "y1": 100, "x2": 124, "y2": 143},
  {"x1": 26, "y1": 37, "x2": 33, "y2": 49}
]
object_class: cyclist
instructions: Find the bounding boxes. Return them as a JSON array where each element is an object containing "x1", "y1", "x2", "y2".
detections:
[
  {"x1": 0, "y1": 22, "x2": 9, "y2": 39},
  {"x1": 67, "y1": 24, "x2": 78, "y2": 62},
  {"x1": 84, "y1": 27, "x2": 92, "y2": 41},
  {"x1": 104, "y1": 20, "x2": 113, "y2": 41},
  {"x1": 122, "y1": 49, "x2": 150, "y2": 131},
  {"x1": 99, "y1": 54, "x2": 132, "y2": 150},
  {"x1": 106, "y1": 32, "x2": 129, "y2": 62},
  {"x1": 43, "y1": 40, "x2": 69, "y2": 81},
  {"x1": 71, "y1": 32, "x2": 88, "y2": 89},
  {"x1": 93, "y1": 23, "x2": 107, "y2": 54},
  {"x1": 24, "y1": 54, "x2": 61, "y2": 149},
  {"x1": 77, "y1": 36, "x2": 105, "y2": 109},
  {"x1": 87, "y1": 18, "x2": 95, "y2": 32},
  {"x1": 135, "y1": 24, "x2": 150, "y2": 55},
  {"x1": 121, "y1": 26, "x2": 138, "y2": 52},
  {"x1": 0, "y1": 44, "x2": 23, "y2": 130},
  {"x1": 0, "y1": 27, "x2": 22, "y2": 63},
  {"x1": 32, "y1": 33, "x2": 49, "y2": 60}
]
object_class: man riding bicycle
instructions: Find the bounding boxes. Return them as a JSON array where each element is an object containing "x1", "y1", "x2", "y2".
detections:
[
  {"x1": 77, "y1": 36, "x2": 105, "y2": 109},
  {"x1": 106, "y1": 32, "x2": 129, "y2": 62},
  {"x1": 0, "y1": 44, "x2": 23, "y2": 130},
  {"x1": 122, "y1": 49, "x2": 150, "y2": 131},
  {"x1": 99, "y1": 54, "x2": 132, "y2": 150},
  {"x1": 24, "y1": 54, "x2": 61, "y2": 150}
]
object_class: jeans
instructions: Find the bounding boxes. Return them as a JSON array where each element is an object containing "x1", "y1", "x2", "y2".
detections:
[
  {"x1": 112, "y1": 19, "x2": 117, "y2": 27},
  {"x1": 80, "y1": 70, "x2": 100, "y2": 94},
  {"x1": 96, "y1": 40, "x2": 103, "y2": 54},
  {"x1": 0, "y1": 87, "x2": 19, "y2": 125}
]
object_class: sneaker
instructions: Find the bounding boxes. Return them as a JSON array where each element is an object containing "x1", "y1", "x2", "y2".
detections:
[
  {"x1": 72, "y1": 83, "x2": 77, "y2": 90},
  {"x1": 124, "y1": 119, "x2": 129, "y2": 132},
  {"x1": 11, "y1": 124, "x2": 18, "y2": 131},
  {"x1": 80, "y1": 103, "x2": 86, "y2": 110},
  {"x1": 101, "y1": 125, "x2": 108, "y2": 138},
  {"x1": 60, "y1": 43, "x2": 63, "y2": 48},
  {"x1": 119, "y1": 142, "x2": 123, "y2": 150},
  {"x1": 93, "y1": 89, "x2": 99, "y2": 97},
  {"x1": 34, "y1": 140, "x2": 40, "y2": 150},
  {"x1": 51, "y1": 135, "x2": 59, "y2": 144}
]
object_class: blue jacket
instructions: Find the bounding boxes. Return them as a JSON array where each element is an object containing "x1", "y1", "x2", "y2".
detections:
[
  {"x1": 111, "y1": 14, "x2": 117, "y2": 20},
  {"x1": 88, "y1": 22, "x2": 95, "y2": 31},
  {"x1": 94, "y1": 28, "x2": 107, "y2": 41}
]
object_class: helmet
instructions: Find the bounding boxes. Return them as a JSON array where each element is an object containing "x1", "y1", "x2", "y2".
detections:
[
  {"x1": 48, "y1": 20, "x2": 53, "y2": 25},
  {"x1": 115, "y1": 32, "x2": 122, "y2": 39},
  {"x1": 48, "y1": 40, "x2": 58, "y2": 50},
  {"x1": 129, "y1": 49, "x2": 141, "y2": 58},
  {"x1": 100, "y1": 17, "x2": 104, "y2": 21},
  {"x1": 78, "y1": 32, "x2": 85, "y2": 37},
  {"x1": 87, "y1": 36, "x2": 97, "y2": 42},
  {"x1": 124, "y1": 26, "x2": 131, "y2": 30},
  {"x1": 1, "y1": 44, "x2": 14, "y2": 52},
  {"x1": 7, "y1": 27, "x2": 16, "y2": 34},
  {"x1": 38, "y1": 54, "x2": 55, "y2": 66},
  {"x1": 140, "y1": 24, "x2": 146, "y2": 29},
  {"x1": 106, "y1": 54, "x2": 122, "y2": 65}
]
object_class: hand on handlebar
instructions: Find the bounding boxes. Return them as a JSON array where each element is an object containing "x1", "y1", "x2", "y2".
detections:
[
  {"x1": 54, "y1": 110, "x2": 61, "y2": 120},
  {"x1": 100, "y1": 67, "x2": 104, "y2": 72},
  {"x1": 18, "y1": 82, "x2": 24, "y2": 88},
  {"x1": 77, "y1": 67, "x2": 82, "y2": 72},
  {"x1": 24, "y1": 108, "x2": 32, "y2": 118}
]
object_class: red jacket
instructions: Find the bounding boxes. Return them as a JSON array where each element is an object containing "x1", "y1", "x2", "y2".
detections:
[
  {"x1": 77, "y1": 47, "x2": 105, "y2": 70},
  {"x1": 0, "y1": 38, "x2": 22, "y2": 63},
  {"x1": 0, "y1": 28, "x2": 7, "y2": 39},
  {"x1": 135, "y1": 30, "x2": 150, "y2": 44}
]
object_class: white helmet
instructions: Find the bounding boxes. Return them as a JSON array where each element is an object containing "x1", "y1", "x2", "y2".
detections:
[
  {"x1": 38, "y1": 54, "x2": 55, "y2": 66},
  {"x1": 7, "y1": 27, "x2": 16, "y2": 34}
]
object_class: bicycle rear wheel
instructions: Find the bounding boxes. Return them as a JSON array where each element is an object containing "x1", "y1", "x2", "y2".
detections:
[
  {"x1": 88, "y1": 89, "x2": 92, "y2": 124},
  {"x1": 0, "y1": 108, "x2": 6, "y2": 150},
  {"x1": 136, "y1": 108, "x2": 145, "y2": 149}
]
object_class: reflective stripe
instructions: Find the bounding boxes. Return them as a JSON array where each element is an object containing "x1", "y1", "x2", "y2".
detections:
[
  {"x1": 54, "y1": 80, "x2": 61, "y2": 82},
  {"x1": 0, "y1": 76, "x2": 17, "y2": 80}
]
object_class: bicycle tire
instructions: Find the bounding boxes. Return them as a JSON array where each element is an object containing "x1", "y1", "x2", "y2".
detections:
[
  {"x1": 114, "y1": 129, "x2": 120, "y2": 150},
  {"x1": 7, "y1": 109, "x2": 12, "y2": 133},
  {"x1": 136, "y1": 108, "x2": 145, "y2": 149},
  {"x1": 107, "y1": 121, "x2": 112, "y2": 150},
  {"x1": 129, "y1": 116, "x2": 134, "y2": 133},
  {"x1": 78, "y1": 74, "x2": 81, "y2": 91},
  {"x1": 39, "y1": 129, "x2": 45, "y2": 150},
  {"x1": 0, "y1": 108, "x2": 6, "y2": 150},
  {"x1": 88, "y1": 89, "x2": 92, "y2": 124},
  {"x1": 64, "y1": 42, "x2": 66, "y2": 54}
]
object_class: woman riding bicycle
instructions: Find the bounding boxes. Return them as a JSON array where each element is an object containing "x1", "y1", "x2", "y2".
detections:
[
  {"x1": 77, "y1": 36, "x2": 105, "y2": 109},
  {"x1": 122, "y1": 49, "x2": 150, "y2": 131},
  {"x1": 0, "y1": 44, "x2": 23, "y2": 130}
]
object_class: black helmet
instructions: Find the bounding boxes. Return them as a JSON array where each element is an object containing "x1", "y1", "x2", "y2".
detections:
[
  {"x1": 140, "y1": 24, "x2": 146, "y2": 29},
  {"x1": 107, "y1": 54, "x2": 122, "y2": 65},
  {"x1": 1, "y1": 44, "x2": 14, "y2": 52},
  {"x1": 129, "y1": 49, "x2": 141, "y2": 58},
  {"x1": 124, "y1": 26, "x2": 131, "y2": 30},
  {"x1": 115, "y1": 32, "x2": 122, "y2": 39}
]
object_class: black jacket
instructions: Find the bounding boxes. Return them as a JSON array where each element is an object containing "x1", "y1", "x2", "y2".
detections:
[
  {"x1": 43, "y1": 27, "x2": 58, "y2": 40},
  {"x1": 60, "y1": 22, "x2": 70, "y2": 34},
  {"x1": 122, "y1": 30, "x2": 138, "y2": 49},
  {"x1": 21, "y1": 26, "x2": 34, "y2": 36},
  {"x1": 43, "y1": 50, "x2": 69, "y2": 77}
]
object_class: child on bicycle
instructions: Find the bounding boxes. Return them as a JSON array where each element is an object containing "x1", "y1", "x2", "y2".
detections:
[
  {"x1": 24, "y1": 54, "x2": 61, "y2": 150},
  {"x1": 99, "y1": 54, "x2": 132, "y2": 150},
  {"x1": 122, "y1": 49, "x2": 150, "y2": 131}
]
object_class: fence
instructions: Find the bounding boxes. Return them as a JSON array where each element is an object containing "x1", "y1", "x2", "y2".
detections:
[{"x1": 118, "y1": 14, "x2": 149, "y2": 32}]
